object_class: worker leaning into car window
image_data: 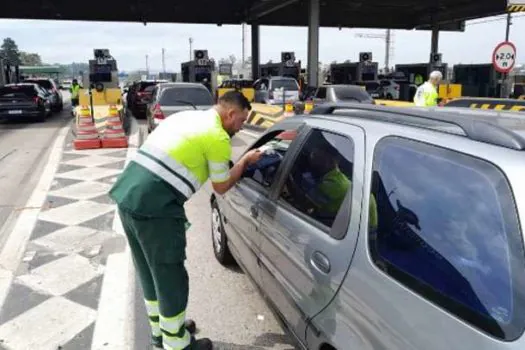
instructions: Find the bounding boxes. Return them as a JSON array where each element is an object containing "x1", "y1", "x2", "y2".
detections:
[
  {"x1": 413, "y1": 71, "x2": 442, "y2": 107},
  {"x1": 307, "y1": 146, "x2": 378, "y2": 230},
  {"x1": 109, "y1": 91, "x2": 262, "y2": 350}
]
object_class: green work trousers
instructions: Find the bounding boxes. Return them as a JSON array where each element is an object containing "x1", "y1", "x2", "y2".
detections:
[{"x1": 118, "y1": 208, "x2": 191, "y2": 350}]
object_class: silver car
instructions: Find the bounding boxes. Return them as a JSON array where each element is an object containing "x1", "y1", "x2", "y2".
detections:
[
  {"x1": 146, "y1": 82, "x2": 214, "y2": 132},
  {"x1": 210, "y1": 102, "x2": 525, "y2": 350}
]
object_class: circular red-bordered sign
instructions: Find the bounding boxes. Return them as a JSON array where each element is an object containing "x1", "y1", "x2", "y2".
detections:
[{"x1": 492, "y1": 41, "x2": 517, "y2": 73}]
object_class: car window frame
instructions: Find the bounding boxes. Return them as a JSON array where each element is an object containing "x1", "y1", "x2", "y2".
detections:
[
  {"x1": 238, "y1": 123, "x2": 309, "y2": 197},
  {"x1": 269, "y1": 125, "x2": 357, "y2": 239},
  {"x1": 368, "y1": 135, "x2": 525, "y2": 341}
]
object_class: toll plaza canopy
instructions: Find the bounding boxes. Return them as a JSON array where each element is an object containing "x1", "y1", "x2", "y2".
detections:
[{"x1": 2, "y1": 0, "x2": 508, "y2": 28}]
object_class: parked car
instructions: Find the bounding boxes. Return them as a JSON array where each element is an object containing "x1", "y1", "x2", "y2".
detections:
[
  {"x1": 23, "y1": 78, "x2": 63, "y2": 112},
  {"x1": 378, "y1": 79, "x2": 401, "y2": 100},
  {"x1": 253, "y1": 76, "x2": 300, "y2": 104},
  {"x1": 125, "y1": 80, "x2": 169, "y2": 119},
  {"x1": 210, "y1": 102, "x2": 525, "y2": 350},
  {"x1": 0, "y1": 83, "x2": 52, "y2": 122},
  {"x1": 146, "y1": 83, "x2": 214, "y2": 132}
]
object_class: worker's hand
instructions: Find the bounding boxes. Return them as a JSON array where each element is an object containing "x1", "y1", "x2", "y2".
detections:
[{"x1": 243, "y1": 149, "x2": 263, "y2": 166}]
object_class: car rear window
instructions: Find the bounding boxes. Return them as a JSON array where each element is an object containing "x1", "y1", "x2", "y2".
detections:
[
  {"x1": 25, "y1": 79, "x2": 53, "y2": 90},
  {"x1": 271, "y1": 79, "x2": 299, "y2": 91},
  {"x1": 0, "y1": 86, "x2": 36, "y2": 98},
  {"x1": 159, "y1": 87, "x2": 213, "y2": 106},
  {"x1": 138, "y1": 82, "x2": 157, "y2": 91},
  {"x1": 334, "y1": 87, "x2": 373, "y2": 102},
  {"x1": 369, "y1": 136, "x2": 525, "y2": 340}
]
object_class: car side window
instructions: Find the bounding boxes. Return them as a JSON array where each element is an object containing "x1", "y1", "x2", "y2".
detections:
[
  {"x1": 278, "y1": 129, "x2": 354, "y2": 229},
  {"x1": 242, "y1": 129, "x2": 299, "y2": 190},
  {"x1": 369, "y1": 137, "x2": 525, "y2": 340},
  {"x1": 315, "y1": 87, "x2": 327, "y2": 99}
]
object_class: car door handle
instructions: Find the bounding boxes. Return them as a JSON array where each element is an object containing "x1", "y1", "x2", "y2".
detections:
[
  {"x1": 310, "y1": 251, "x2": 331, "y2": 274},
  {"x1": 250, "y1": 205, "x2": 259, "y2": 219}
]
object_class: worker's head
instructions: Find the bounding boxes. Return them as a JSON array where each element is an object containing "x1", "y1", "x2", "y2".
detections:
[
  {"x1": 216, "y1": 91, "x2": 251, "y2": 137},
  {"x1": 429, "y1": 71, "x2": 443, "y2": 86},
  {"x1": 72, "y1": 79, "x2": 78, "y2": 84}
]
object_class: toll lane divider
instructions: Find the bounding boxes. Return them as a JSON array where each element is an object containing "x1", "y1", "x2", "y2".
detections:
[
  {"x1": 244, "y1": 103, "x2": 286, "y2": 131},
  {"x1": 444, "y1": 98, "x2": 525, "y2": 112}
]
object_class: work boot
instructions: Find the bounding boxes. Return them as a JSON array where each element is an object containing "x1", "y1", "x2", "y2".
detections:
[
  {"x1": 185, "y1": 319, "x2": 197, "y2": 334},
  {"x1": 184, "y1": 337, "x2": 213, "y2": 350},
  {"x1": 151, "y1": 336, "x2": 163, "y2": 349}
]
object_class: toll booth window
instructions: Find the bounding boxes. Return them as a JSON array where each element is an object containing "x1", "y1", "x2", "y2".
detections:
[
  {"x1": 369, "y1": 137, "x2": 525, "y2": 341},
  {"x1": 159, "y1": 87, "x2": 214, "y2": 106}
]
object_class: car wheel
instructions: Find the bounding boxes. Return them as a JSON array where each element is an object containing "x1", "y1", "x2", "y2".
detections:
[
  {"x1": 211, "y1": 199, "x2": 235, "y2": 266},
  {"x1": 35, "y1": 111, "x2": 46, "y2": 122},
  {"x1": 386, "y1": 94, "x2": 393, "y2": 100}
]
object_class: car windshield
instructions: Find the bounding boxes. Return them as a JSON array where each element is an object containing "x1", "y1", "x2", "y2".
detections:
[
  {"x1": 25, "y1": 79, "x2": 52, "y2": 90},
  {"x1": 272, "y1": 79, "x2": 298, "y2": 91},
  {"x1": 139, "y1": 82, "x2": 157, "y2": 91},
  {"x1": 334, "y1": 86, "x2": 373, "y2": 101},
  {"x1": 0, "y1": 86, "x2": 36, "y2": 98},
  {"x1": 159, "y1": 87, "x2": 213, "y2": 106}
]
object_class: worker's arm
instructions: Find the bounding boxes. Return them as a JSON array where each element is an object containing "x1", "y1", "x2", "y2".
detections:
[{"x1": 212, "y1": 150, "x2": 262, "y2": 195}]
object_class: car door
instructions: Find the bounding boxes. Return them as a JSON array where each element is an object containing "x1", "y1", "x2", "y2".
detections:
[
  {"x1": 257, "y1": 121, "x2": 365, "y2": 344},
  {"x1": 219, "y1": 124, "x2": 308, "y2": 284}
]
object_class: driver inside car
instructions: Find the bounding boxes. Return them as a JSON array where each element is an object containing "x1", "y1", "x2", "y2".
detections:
[{"x1": 297, "y1": 144, "x2": 378, "y2": 230}]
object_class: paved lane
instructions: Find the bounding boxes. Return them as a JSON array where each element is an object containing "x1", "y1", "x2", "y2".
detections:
[{"x1": 0, "y1": 92, "x2": 73, "y2": 250}]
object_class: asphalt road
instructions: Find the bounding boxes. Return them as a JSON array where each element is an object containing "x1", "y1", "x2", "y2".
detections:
[
  {"x1": 0, "y1": 92, "x2": 73, "y2": 251},
  {"x1": 133, "y1": 123, "x2": 296, "y2": 350}
]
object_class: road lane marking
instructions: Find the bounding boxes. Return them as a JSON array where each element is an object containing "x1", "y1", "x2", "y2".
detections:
[
  {"x1": 0, "y1": 125, "x2": 70, "y2": 309},
  {"x1": 93, "y1": 116, "x2": 140, "y2": 350}
]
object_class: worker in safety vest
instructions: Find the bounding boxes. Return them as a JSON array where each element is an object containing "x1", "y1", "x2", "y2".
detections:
[
  {"x1": 70, "y1": 79, "x2": 81, "y2": 108},
  {"x1": 109, "y1": 91, "x2": 262, "y2": 350},
  {"x1": 413, "y1": 70, "x2": 442, "y2": 107}
]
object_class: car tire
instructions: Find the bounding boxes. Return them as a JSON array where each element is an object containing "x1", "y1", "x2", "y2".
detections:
[
  {"x1": 211, "y1": 199, "x2": 235, "y2": 266},
  {"x1": 386, "y1": 94, "x2": 393, "y2": 100},
  {"x1": 35, "y1": 111, "x2": 46, "y2": 122}
]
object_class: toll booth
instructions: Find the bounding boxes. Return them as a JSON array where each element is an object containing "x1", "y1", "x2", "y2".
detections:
[
  {"x1": 259, "y1": 51, "x2": 301, "y2": 80},
  {"x1": 181, "y1": 49, "x2": 215, "y2": 92},
  {"x1": 395, "y1": 63, "x2": 448, "y2": 86},
  {"x1": 329, "y1": 61, "x2": 379, "y2": 84},
  {"x1": 453, "y1": 64, "x2": 503, "y2": 98}
]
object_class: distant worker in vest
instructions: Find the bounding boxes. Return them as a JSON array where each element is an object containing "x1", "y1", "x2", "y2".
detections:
[
  {"x1": 109, "y1": 91, "x2": 262, "y2": 350},
  {"x1": 413, "y1": 70, "x2": 442, "y2": 107},
  {"x1": 70, "y1": 79, "x2": 81, "y2": 108}
]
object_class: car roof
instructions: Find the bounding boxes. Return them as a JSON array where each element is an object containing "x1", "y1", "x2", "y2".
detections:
[
  {"x1": 295, "y1": 103, "x2": 525, "y2": 151},
  {"x1": 158, "y1": 82, "x2": 208, "y2": 89},
  {"x1": 5, "y1": 83, "x2": 38, "y2": 87}
]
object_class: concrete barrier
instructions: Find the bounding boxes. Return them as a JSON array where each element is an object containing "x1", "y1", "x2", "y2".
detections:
[
  {"x1": 244, "y1": 103, "x2": 286, "y2": 130},
  {"x1": 444, "y1": 97, "x2": 525, "y2": 112}
]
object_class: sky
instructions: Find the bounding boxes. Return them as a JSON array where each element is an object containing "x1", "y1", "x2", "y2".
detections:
[{"x1": 0, "y1": 13, "x2": 524, "y2": 72}]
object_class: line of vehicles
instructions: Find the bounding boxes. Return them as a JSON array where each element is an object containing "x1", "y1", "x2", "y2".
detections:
[{"x1": 0, "y1": 77, "x2": 64, "y2": 122}]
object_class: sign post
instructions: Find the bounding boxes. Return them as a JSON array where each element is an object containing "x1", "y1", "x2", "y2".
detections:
[{"x1": 493, "y1": 41, "x2": 517, "y2": 98}]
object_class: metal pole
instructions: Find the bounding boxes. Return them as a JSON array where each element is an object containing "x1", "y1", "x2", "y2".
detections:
[
  {"x1": 241, "y1": 23, "x2": 246, "y2": 69},
  {"x1": 189, "y1": 38, "x2": 193, "y2": 61},
  {"x1": 145, "y1": 54, "x2": 149, "y2": 76},
  {"x1": 162, "y1": 48, "x2": 166, "y2": 74},
  {"x1": 307, "y1": 0, "x2": 320, "y2": 87},
  {"x1": 251, "y1": 24, "x2": 260, "y2": 80},
  {"x1": 385, "y1": 29, "x2": 391, "y2": 72},
  {"x1": 502, "y1": 13, "x2": 512, "y2": 98}
]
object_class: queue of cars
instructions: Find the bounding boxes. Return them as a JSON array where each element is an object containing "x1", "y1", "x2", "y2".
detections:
[
  {"x1": 0, "y1": 82, "x2": 55, "y2": 122},
  {"x1": 211, "y1": 102, "x2": 525, "y2": 350}
]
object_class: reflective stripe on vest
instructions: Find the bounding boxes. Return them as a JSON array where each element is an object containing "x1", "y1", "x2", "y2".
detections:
[
  {"x1": 140, "y1": 143, "x2": 201, "y2": 192},
  {"x1": 132, "y1": 151, "x2": 195, "y2": 199}
]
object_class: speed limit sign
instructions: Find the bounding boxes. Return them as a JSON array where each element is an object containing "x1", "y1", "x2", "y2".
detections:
[{"x1": 492, "y1": 41, "x2": 517, "y2": 73}]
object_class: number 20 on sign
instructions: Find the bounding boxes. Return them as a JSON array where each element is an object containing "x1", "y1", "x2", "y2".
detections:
[{"x1": 492, "y1": 41, "x2": 517, "y2": 73}]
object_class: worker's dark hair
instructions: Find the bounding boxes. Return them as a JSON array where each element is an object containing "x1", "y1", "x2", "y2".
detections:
[{"x1": 218, "y1": 90, "x2": 251, "y2": 111}]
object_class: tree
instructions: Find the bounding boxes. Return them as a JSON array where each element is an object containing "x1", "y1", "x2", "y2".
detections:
[
  {"x1": 0, "y1": 37, "x2": 21, "y2": 65},
  {"x1": 20, "y1": 52, "x2": 42, "y2": 66},
  {"x1": 228, "y1": 54, "x2": 237, "y2": 66}
]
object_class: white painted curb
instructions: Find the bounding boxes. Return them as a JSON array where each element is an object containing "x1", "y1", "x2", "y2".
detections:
[{"x1": 0, "y1": 125, "x2": 71, "y2": 311}]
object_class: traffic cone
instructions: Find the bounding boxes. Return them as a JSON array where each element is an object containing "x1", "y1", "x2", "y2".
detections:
[
  {"x1": 73, "y1": 106, "x2": 101, "y2": 150},
  {"x1": 304, "y1": 100, "x2": 314, "y2": 114},
  {"x1": 101, "y1": 105, "x2": 128, "y2": 148},
  {"x1": 283, "y1": 103, "x2": 295, "y2": 118}
]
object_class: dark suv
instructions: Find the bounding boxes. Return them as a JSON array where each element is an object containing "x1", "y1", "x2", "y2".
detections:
[
  {"x1": 23, "y1": 78, "x2": 63, "y2": 112},
  {"x1": 126, "y1": 80, "x2": 168, "y2": 119}
]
